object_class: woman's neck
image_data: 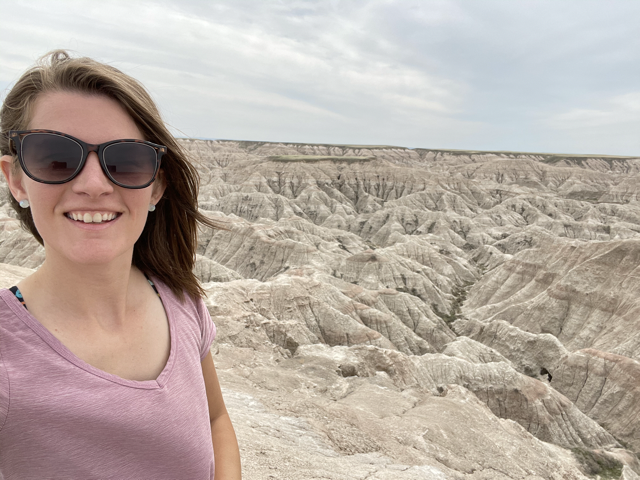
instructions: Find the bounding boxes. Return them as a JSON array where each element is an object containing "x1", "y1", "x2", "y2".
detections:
[{"x1": 18, "y1": 253, "x2": 146, "y2": 332}]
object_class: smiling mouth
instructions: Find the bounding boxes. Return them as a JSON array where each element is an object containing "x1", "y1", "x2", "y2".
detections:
[{"x1": 66, "y1": 212, "x2": 120, "y2": 224}]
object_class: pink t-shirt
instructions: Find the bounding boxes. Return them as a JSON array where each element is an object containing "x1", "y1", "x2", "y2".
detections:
[{"x1": 0, "y1": 278, "x2": 216, "y2": 480}]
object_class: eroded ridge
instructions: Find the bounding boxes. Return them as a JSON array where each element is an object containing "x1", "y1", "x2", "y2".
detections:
[{"x1": 4, "y1": 140, "x2": 640, "y2": 478}]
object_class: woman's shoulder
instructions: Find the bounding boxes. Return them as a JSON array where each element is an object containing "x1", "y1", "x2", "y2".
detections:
[
  {"x1": 147, "y1": 275, "x2": 202, "y2": 309},
  {"x1": 149, "y1": 276, "x2": 211, "y2": 324},
  {"x1": 0, "y1": 287, "x2": 29, "y2": 320},
  {"x1": 150, "y1": 276, "x2": 216, "y2": 360}
]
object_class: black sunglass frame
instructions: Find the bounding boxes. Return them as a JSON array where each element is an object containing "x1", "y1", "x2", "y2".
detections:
[{"x1": 8, "y1": 129, "x2": 166, "y2": 189}]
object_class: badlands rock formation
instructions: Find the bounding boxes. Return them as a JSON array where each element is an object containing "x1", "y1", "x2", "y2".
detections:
[{"x1": 3, "y1": 140, "x2": 640, "y2": 479}]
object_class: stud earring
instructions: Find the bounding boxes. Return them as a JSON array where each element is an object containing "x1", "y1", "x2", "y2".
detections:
[
  {"x1": 19, "y1": 199, "x2": 30, "y2": 209},
  {"x1": 148, "y1": 204, "x2": 156, "y2": 212}
]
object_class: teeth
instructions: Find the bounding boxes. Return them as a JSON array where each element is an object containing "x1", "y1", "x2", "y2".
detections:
[{"x1": 68, "y1": 212, "x2": 117, "y2": 224}]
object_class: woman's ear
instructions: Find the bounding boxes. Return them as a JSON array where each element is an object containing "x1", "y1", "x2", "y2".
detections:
[
  {"x1": 0, "y1": 155, "x2": 27, "y2": 203},
  {"x1": 150, "y1": 169, "x2": 166, "y2": 206}
]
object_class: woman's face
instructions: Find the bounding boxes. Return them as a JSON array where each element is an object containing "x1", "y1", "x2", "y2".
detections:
[{"x1": 0, "y1": 91, "x2": 165, "y2": 267}]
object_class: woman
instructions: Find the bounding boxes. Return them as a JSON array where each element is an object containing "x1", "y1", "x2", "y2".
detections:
[{"x1": 0, "y1": 51, "x2": 241, "y2": 479}]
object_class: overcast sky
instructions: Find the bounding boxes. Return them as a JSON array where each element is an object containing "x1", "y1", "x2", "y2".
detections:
[{"x1": 2, "y1": 0, "x2": 639, "y2": 156}]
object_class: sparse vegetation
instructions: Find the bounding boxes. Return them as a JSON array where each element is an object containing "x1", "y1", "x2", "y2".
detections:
[
  {"x1": 565, "y1": 191, "x2": 604, "y2": 203},
  {"x1": 232, "y1": 140, "x2": 405, "y2": 150},
  {"x1": 571, "y1": 448, "x2": 623, "y2": 479},
  {"x1": 268, "y1": 155, "x2": 375, "y2": 163},
  {"x1": 413, "y1": 146, "x2": 637, "y2": 161},
  {"x1": 433, "y1": 281, "x2": 473, "y2": 325},
  {"x1": 396, "y1": 286, "x2": 420, "y2": 297},
  {"x1": 539, "y1": 155, "x2": 631, "y2": 168}
]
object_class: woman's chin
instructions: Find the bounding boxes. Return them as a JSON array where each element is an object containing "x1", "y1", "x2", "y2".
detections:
[{"x1": 43, "y1": 243, "x2": 133, "y2": 268}]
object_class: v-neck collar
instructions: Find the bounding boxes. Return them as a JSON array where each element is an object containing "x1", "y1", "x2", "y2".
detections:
[{"x1": 0, "y1": 277, "x2": 176, "y2": 390}]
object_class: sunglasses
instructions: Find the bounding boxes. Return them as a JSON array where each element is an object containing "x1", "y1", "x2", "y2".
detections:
[{"x1": 8, "y1": 129, "x2": 166, "y2": 189}]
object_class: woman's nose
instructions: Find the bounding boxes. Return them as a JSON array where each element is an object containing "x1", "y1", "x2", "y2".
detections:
[{"x1": 70, "y1": 152, "x2": 114, "y2": 196}]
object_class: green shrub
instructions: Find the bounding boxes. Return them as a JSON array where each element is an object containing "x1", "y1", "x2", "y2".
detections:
[{"x1": 571, "y1": 448, "x2": 623, "y2": 479}]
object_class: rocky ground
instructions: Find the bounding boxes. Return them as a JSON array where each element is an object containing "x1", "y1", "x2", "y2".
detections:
[{"x1": 3, "y1": 139, "x2": 640, "y2": 479}]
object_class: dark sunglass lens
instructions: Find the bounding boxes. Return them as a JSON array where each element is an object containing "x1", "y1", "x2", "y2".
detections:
[
  {"x1": 21, "y1": 134, "x2": 83, "y2": 182},
  {"x1": 103, "y1": 143, "x2": 157, "y2": 187}
]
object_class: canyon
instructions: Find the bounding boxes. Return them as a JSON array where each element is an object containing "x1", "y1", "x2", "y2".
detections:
[{"x1": 3, "y1": 139, "x2": 640, "y2": 479}]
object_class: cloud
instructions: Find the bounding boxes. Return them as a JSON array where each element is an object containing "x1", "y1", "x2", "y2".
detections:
[
  {"x1": 547, "y1": 92, "x2": 640, "y2": 129},
  {"x1": 1, "y1": 0, "x2": 639, "y2": 154}
]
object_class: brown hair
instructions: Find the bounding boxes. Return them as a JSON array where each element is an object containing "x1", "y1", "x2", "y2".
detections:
[{"x1": 0, "y1": 50, "x2": 225, "y2": 300}]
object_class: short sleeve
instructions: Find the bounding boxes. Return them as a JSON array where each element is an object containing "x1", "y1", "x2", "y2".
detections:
[
  {"x1": 195, "y1": 297, "x2": 217, "y2": 360},
  {"x1": 0, "y1": 334, "x2": 9, "y2": 433}
]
